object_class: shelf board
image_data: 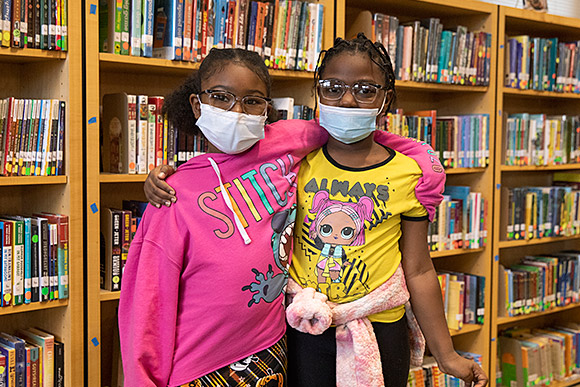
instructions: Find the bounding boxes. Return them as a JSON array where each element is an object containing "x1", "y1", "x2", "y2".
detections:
[
  {"x1": 99, "y1": 53, "x2": 315, "y2": 80},
  {"x1": 498, "y1": 234, "x2": 580, "y2": 249},
  {"x1": 445, "y1": 167, "x2": 487, "y2": 175},
  {"x1": 100, "y1": 290, "x2": 121, "y2": 302},
  {"x1": 100, "y1": 173, "x2": 148, "y2": 183},
  {"x1": 0, "y1": 47, "x2": 66, "y2": 63},
  {"x1": 0, "y1": 299, "x2": 68, "y2": 316},
  {"x1": 397, "y1": 80, "x2": 487, "y2": 93},
  {"x1": 0, "y1": 175, "x2": 67, "y2": 186},
  {"x1": 502, "y1": 87, "x2": 580, "y2": 100},
  {"x1": 431, "y1": 247, "x2": 484, "y2": 259},
  {"x1": 501, "y1": 164, "x2": 580, "y2": 172},
  {"x1": 552, "y1": 376, "x2": 580, "y2": 387},
  {"x1": 449, "y1": 323, "x2": 482, "y2": 337},
  {"x1": 497, "y1": 303, "x2": 580, "y2": 326}
]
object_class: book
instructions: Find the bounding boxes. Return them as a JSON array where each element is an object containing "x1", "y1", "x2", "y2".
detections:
[
  {"x1": 53, "y1": 340, "x2": 64, "y2": 387},
  {"x1": 24, "y1": 342, "x2": 40, "y2": 387},
  {"x1": 30, "y1": 216, "x2": 49, "y2": 302},
  {"x1": 17, "y1": 328, "x2": 54, "y2": 387},
  {"x1": 0, "y1": 333, "x2": 25, "y2": 387},
  {"x1": 100, "y1": 208, "x2": 122, "y2": 291},
  {"x1": 0, "y1": 344, "x2": 14, "y2": 387},
  {"x1": 38, "y1": 213, "x2": 69, "y2": 299}
]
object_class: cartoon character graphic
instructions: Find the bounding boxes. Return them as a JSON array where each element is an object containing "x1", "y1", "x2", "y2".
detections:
[
  {"x1": 242, "y1": 207, "x2": 296, "y2": 306},
  {"x1": 308, "y1": 191, "x2": 374, "y2": 286}
]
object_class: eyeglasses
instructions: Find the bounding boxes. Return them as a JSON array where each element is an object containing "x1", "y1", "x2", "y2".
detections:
[
  {"x1": 318, "y1": 79, "x2": 387, "y2": 104},
  {"x1": 199, "y1": 89, "x2": 271, "y2": 115}
]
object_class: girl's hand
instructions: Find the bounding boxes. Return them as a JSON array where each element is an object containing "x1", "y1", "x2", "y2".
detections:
[
  {"x1": 144, "y1": 165, "x2": 177, "y2": 208},
  {"x1": 438, "y1": 353, "x2": 488, "y2": 387}
]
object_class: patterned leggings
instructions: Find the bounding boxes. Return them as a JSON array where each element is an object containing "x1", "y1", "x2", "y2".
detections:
[{"x1": 180, "y1": 336, "x2": 287, "y2": 387}]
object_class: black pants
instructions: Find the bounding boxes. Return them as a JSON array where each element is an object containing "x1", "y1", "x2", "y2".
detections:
[{"x1": 287, "y1": 315, "x2": 410, "y2": 387}]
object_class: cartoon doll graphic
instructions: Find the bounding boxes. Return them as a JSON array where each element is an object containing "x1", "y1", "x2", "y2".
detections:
[{"x1": 308, "y1": 191, "x2": 374, "y2": 286}]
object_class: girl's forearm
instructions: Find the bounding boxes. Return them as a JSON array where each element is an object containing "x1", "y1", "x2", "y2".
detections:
[{"x1": 405, "y1": 267, "x2": 458, "y2": 364}]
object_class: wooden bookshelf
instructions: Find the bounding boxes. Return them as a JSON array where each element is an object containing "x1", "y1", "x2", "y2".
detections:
[
  {"x1": 0, "y1": 2, "x2": 84, "y2": 386},
  {"x1": 85, "y1": 1, "x2": 334, "y2": 385},
  {"x1": 490, "y1": 6, "x2": 580, "y2": 387},
  {"x1": 335, "y1": 0, "x2": 497, "y2": 376}
]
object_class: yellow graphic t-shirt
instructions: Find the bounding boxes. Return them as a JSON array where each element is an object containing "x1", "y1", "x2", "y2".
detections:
[{"x1": 290, "y1": 145, "x2": 428, "y2": 322}]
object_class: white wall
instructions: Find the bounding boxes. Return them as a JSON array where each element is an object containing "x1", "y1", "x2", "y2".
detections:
[{"x1": 478, "y1": 0, "x2": 580, "y2": 18}]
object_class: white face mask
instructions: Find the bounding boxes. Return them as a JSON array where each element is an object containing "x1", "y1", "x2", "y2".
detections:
[
  {"x1": 195, "y1": 102, "x2": 267, "y2": 154},
  {"x1": 318, "y1": 102, "x2": 380, "y2": 144}
]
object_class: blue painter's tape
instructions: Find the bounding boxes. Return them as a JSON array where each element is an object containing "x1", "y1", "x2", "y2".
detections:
[
  {"x1": 496, "y1": 183, "x2": 501, "y2": 190},
  {"x1": 495, "y1": 255, "x2": 499, "y2": 261},
  {"x1": 90, "y1": 4, "x2": 97, "y2": 14},
  {"x1": 498, "y1": 109, "x2": 502, "y2": 116},
  {"x1": 90, "y1": 203, "x2": 98, "y2": 213},
  {"x1": 491, "y1": 337, "x2": 496, "y2": 342},
  {"x1": 91, "y1": 337, "x2": 99, "y2": 346},
  {"x1": 88, "y1": 116, "x2": 97, "y2": 124},
  {"x1": 500, "y1": 44, "x2": 504, "y2": 49}
]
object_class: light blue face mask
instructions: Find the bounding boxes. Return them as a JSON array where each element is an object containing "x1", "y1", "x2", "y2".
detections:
[{"x1": 318, "y1": 102, "x2": 380, "y2": 144}]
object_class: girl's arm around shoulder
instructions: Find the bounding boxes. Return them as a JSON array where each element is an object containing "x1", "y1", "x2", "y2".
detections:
[
  {"x1": 399, "y1": 219, "x2": 488, "y2": 387},
  {"x1": 118, "y1": 212, "x2": 183, "y2": 386},
  {"x1": 373, "y1": 131, "x2": 446, "y2": 221},
  {"x1": 267, "y1": 119, "x2": 328, "y2": 152}
]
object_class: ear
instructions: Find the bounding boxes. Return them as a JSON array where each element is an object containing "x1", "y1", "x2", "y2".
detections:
[{"x1": 189, "y1": 93, "x2": 201, "y2": 119}]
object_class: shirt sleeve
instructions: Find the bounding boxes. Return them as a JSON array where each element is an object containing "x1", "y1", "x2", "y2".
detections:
[
  {"x1": 118, "y1": 220, "x2": 182, "y2": 386},
  {"x1": 374, "y1": 131, "x2": 445, "y2": 222},
  {"x1": 401, "y1": 167, "x2": 429, "y2": 221}
]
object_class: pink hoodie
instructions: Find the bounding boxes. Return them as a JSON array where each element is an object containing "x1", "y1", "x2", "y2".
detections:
[{"x1": 118, "y1": 119, "x2": 445, "y2": 386}]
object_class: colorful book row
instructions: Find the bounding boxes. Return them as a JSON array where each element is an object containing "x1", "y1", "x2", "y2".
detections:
[
  {"x1": 99, "y1": 0, "x2": 324, "y2": 71},
  {"x1": 505, "y1": 113, "x2": 580, "y2": 167},
  {"x1": 0, "y1": 213, "x2": 69, "y2": 307},
  {"x1": 384, "y1": 110, "x2": 490, "y2": 169},
  {"x1": 350, "y1": 12, "x2": 492, "y2": 86},
  {"x1": 0, "y1": 0, "x2": 68, "y2": 51},
  {"x1": 499, "y1": 323, "x2": 580, "y2": 387},
  {"x1": 0, "y1": 328, "x2": 63, "y2": 387},
  {"x1": 0, "y1": 98, "x2": 65, "y2": 177},
  {"x1": 429, "y1": 187, "x2": 487, "y2": 252},
  {"x1": 505, "y1": 185, "x2": 580, "y2": 241},
  {"x1": 437, "y1": 271, "x2": 485, "y2": 331},
  {"x1": 505, "y1": 36, "x2": 580, "y2": 93},
  {"x1": 408, "y1": 353, "x2": 482, "y2": 387},
  {"x1": 100, "y1": 201, "x2": 146, "y2": 292},
  {"x1": 498, "y1": 252, "x2": 580, "y2": 318}
]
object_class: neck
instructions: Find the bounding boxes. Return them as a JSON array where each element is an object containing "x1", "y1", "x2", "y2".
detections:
[
  {"x1": 326, "y1": 133, "x2": 375, "y2": 153},
  {"x1": 325, "y1": 132, "x2": 391, "y2": 168}
]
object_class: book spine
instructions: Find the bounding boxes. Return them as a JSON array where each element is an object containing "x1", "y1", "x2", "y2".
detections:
[
  {"x1": 49, "y1": 99, "x2": 59, "y2": 175},
  {"x1": 39, "y1": 219, "x2": 49, "y2": 302},
  {"x1": 153, "y1": 97, "x2": 164, "y2": 167},
  {"x1": 58, "y1": 216, "x2": 68, "y2": 299},
  {"x1": 30, "y1": 222, "x2": 39, "y2": 302},
  {"x1": 121, "y1": 210, "x2": 130, "y2": 278},
  {"x1": 47, "y1": 0, "x2": 56, "y2": 49},
  {"x1": 137, "y1": 95, "x2": 148, "y2": 174},
  {"x1": 141, "y1": 0, "x2": 154, "y2": 57},
  {"x1": 174, "y1": 0, "x2": 184, "y2": 60},
  {"x1": 147, "y1": 102, "x2": 156, "y2": 172},
  {"x1": 12, "y1": 221, "x2": 24, "y2": 305},
  {"x1": 130, "y1": 0, "x2": 142, "y2": 56},
  {"x1": 12, "y1": 0, "x2": 22, "y2": 47},
  {"x1": 182, "y1": 0, "x2": 193, "y2": 60},
  {"x1": 111, "y1": 210, "x2": 122, "y2": 291},
  {"x1": 22, "y1": 218, "x2": 31, "y2": 304},
  {"x1": 55, "y1": 0, "x2": 62, "y2": 50}
]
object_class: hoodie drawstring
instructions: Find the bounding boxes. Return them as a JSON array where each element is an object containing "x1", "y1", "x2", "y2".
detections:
[{"x1": 208, "y1": 157, "x2": 252, "y2": 245}]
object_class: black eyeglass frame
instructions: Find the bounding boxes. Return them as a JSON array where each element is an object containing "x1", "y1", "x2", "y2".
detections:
[
  {"x1": 317, "y1": 79, "x2": 389, "y2": 104},
  {"x1": 198, "y1": 89, "x2": 272, "y2": 115}
]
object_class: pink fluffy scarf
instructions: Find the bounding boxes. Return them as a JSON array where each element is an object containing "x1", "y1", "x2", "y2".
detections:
[{"x1": 285, "y1": 265, "x2": 425, "y2": 387}]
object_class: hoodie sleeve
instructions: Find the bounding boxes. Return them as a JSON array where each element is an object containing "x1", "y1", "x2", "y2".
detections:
[
  {"x1": 373, "y1": 131, "x2": 446, "y2": 222},
  {"x1": 118, "y1": 229, "x2": 182, "y2": 387}
]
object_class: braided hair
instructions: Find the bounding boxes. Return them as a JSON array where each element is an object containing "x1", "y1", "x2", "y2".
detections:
[
  {"x1": 314, "y1": 32, "x2": 396, "y2": 111},
  {"x1": 163, "y1": 48, "x2": 272, "y2": 135}
]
